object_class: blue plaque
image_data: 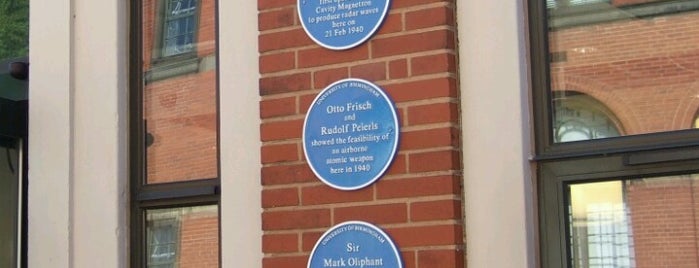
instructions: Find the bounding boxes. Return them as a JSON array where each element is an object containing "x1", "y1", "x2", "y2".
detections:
[
  {"x1": 298, "y1": 0, "x2": 391, "y2": 50},
  {"x1": 303, "y1": 78, "x2": 399, "y2": 190},
  {"x1": 308, "y1": 221, "x2": 403, "y2": 268}
]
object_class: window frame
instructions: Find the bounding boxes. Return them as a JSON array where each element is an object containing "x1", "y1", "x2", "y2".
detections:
[
  {"x1": 129, "y1": 0, "x2": 221, "y2": 267},
  {"x1": 538, "y1": 153, "x2": 699, "y2": 268},
  {"x1": 529, "y1": 0, "x2": 699, "y2": 160},
  {"x1": 529, "y1": 0, "x2": 699, "y2": 267}
]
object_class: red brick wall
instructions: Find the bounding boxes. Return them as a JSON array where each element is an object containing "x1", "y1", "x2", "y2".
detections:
[
  {"x1": 258, "y1": 1, "x2": 464, "y2": 267},
  {"x1": 626, "y1": 177, "x2": 699, "y2": 268},
  {"x1": 179, "y1": 211, "x2": 220, "y2": 268},
  {"x1": 145, "y1": 71, "x2": 218, "y2": 183}
]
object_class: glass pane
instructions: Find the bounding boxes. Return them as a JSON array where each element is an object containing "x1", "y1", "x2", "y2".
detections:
[
  {"x1": 146, "y1": 205, "x2": 219, "y2": 268},
  {"x1": 141, "y1": 0, "x2": 217, "y2": 184},
  {"x1": 568, "y1": 174, "x2": 699, "y2": 267},
  {"x1": 548, "y1": 1, "x2": 699, "y2": 143},
  {"x1": 0, "y1": 138, "x2": 20, "y2": 268}
]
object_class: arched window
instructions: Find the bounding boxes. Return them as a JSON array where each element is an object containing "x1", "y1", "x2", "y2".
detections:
[{"x1": 553, "y1": 91, "x2": 622, "y2": 143}]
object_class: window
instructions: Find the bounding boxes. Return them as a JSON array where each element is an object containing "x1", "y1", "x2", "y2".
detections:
[
  {"x1": 147, "y1": 218, "x2": 178, "y2": 268},
  {"x1": 131, "y1": 0, "x2": 219, "y2": 267},
  {"x1": 145, "y1": 0, "x2": 207, "y2": 83},
  {"x1": 530, "y1": 0, "x2": 699, "y2": 267},
  {"x1": 553, "y1": 91, "x2": 622, "y2": 142},
  {"x1": 161, "y1": 0, "x2": 197, "y2": 57}
]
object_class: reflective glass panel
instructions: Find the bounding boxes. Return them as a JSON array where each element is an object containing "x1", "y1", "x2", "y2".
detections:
[
  {"x1": 568, "y1": 174, "x2": 699, "y2": 267},
  {"x1": 146, "y1": 205, "x2": 219, "y2": 268},
  {"x1": 141, "y1": 0, "x2": 218, "y2": 184},
  {"x1": 548, "y1": 0, "x2": 699, "y2": 143},
  {"x1": 0, "y1": 138, "x2": 20, "y2": 268}
]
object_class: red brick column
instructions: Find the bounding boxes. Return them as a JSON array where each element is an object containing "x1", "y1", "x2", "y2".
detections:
[{"x1": 258, "y1": 1, "x2": 464, "y2": 267}]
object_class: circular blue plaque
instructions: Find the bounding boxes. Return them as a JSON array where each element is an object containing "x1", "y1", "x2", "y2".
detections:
[
  {"x1": 303, "y1": 78, "x2": 399, "y2": 190},
  {"x1": 298, "y1": 0, "x2": 391, "y2": 50},
  {"x1": 308, "y1": 221, "x2": 403, "y2": 268}
]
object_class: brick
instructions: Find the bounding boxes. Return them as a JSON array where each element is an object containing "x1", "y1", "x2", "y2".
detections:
[
  {"x1": 260, "y1": 51, "x2": 296, "y2": 73},
  {"x1": 262, "y1": 209, "x2": 331, "y2": 230},
  {"x1": 258, "y1": 7, "x2": 296, "y2": 31},
  {"x1": 261, "y1": 164, "x2": 316, "y2": 185},
  {"x1": 335, "y1": 203, "x2": 408, "y2": 224},
  {"x1": 401, "y1": 127, "x2": 458, "y2": 150},
  {"x1": 350, "y1": 62, "x2": 387, "y2": 82},
  {"x1": 377, "y1": 175, "x2": 460, "y2": 199},
  {"x1": 302, "y1": 231, "x2": 324, "y2": 252},
  {"x1": 260, "y1": 119, "x2": 303, "y2": 141},
  {"x1": 258, "y1": 0, "x2": 295, "y2": 10},
  {"x1": 300, "y1": 93, "x2": 320, "y2": 114},
  {"x1": 298, "y1": 46, "x2": 370, "y2": 68},
  {"x1": 383, "y1": 77, "x2": 457, "y2": 102},
  {"x1": 409, "y1": 150, "x2": 460, "y2": 173},
  {"x1": 401, "y1": 251, "x2": 417, "y2": 268},
  {"x1": 313, "y1": 67, "x2": 349, "y2": 90},
  {"x1": 411, "y1": 199, "x2": 461, "y2": 222},
  {"x1": 376, "y1": 13, "x2": 403, "y2": 35},
  {"x1": 261, "y1": 143, "x2": 299, "y2": 164},
  {"x1": 260, "y1": 96, "x2": 297, "y2": 118},
  {"x1": 301, "y1": 185, "x2": 373, "y2": 205},
  {"x1": 388, "y1": 224, "x2": 463, "y2": 247},
  {"x1": 411, "y1": 53, "x2": 457, "y2": 76},
  {"x1": 385, "y1": 154, "x2": 407, "y2": 175},
  {"x1": 259, "y1": 28, "x2": 313, "y2": 52},
  {"x1": 417, "y1": 249, "x2": 464, "y2": 268},
  {"x1": 260, "y1": 72, "x2": 311, "y2": 95},
  {"x1": 405, "y1": 5, "x2": 455, "y2": 30},
  {"x1": 391, "y1": 0, "x2": 449, "y2": 9},
  {"x1": 262, "y1": 233, "x2": 298, "y2": 253},
  {"x1": 262, "y1": 187, "x2": 299, "y2": 208},
  {"x1": 407, "y1": 102, "x2": 458, "y2": 125},
  {"x1": 389, "y1": 59, "x2": 408, "y2": 79},
  {"x1": 262, "y1": 255, "x2": 308, "y2": 268},
  {"x1": 372, "y1": 29, "x2": 455, "y2": 58}
]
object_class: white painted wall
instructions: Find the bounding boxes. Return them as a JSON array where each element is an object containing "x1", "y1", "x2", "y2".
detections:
[
  {"x1": 71, "y1": 0, "x2": 129, "y2": 266},
  {"x1": 28, "y1": 0, "x2": 74, "y2": 266},
  {"x1": 29, "y1": 0, "x2": 129, "y2": 266},
  {"x1": 458, "y1": 0, "x2": 536, "y2": 267},
  {"x1": 219, "y1": 0, "x2": 263, "y2": 266}
]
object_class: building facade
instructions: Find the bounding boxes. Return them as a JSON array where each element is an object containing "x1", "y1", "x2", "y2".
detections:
[{"x1": 1, "y1": 0, "x2": 698, "y2": 267}]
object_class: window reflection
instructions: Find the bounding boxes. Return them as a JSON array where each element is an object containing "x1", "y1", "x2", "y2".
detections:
[
  {"x1": 549, "y1": 1, "x2": 699, "y2": 143},
  {"x1": 569, "y1": 175, "x2": 699, "y2": 267},
  {"x1": 146, "y1": 205, "x2": 219, "y2": 268},
  {"x1": 141, "y1": 0, "x2": 218, "y2": 184},
  {"x1": 553, "y1": 91, "x2": 622, "y2": 142}
]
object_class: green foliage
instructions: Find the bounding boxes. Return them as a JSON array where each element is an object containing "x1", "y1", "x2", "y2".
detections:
[{"x1": 0, "y1": 0, "x2": 29, "y2": 60}]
